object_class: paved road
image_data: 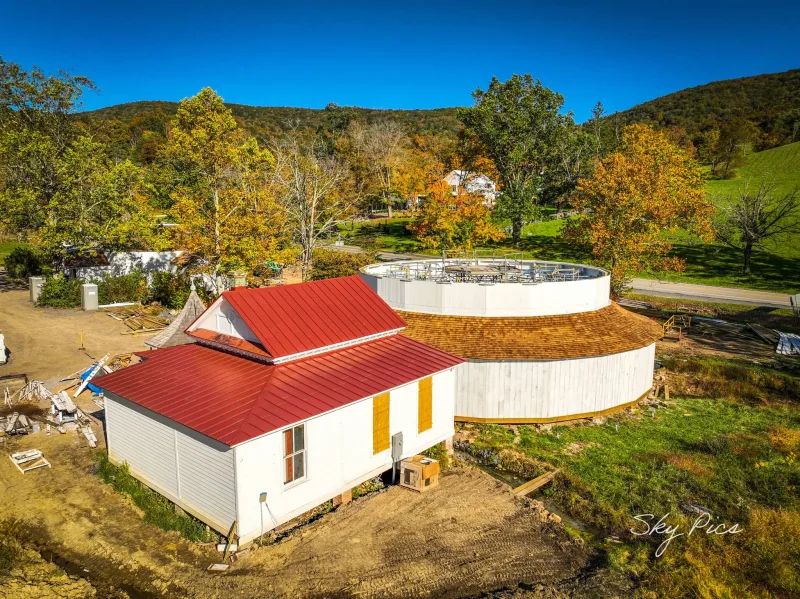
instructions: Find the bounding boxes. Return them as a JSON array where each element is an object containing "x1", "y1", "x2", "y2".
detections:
[
  {"x1": 629, "y1": 278, "x2": 791, "y2": 309},
  {"x1": 320, "y1": 245, "x2": 794, "y2": 310}
]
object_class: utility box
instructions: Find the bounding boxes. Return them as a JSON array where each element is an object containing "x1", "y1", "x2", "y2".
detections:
[
  {"x1": 81, "y1": 283, "x2": 99, "y2": 311},
  {"x1": 29, "y1": 277, "x2": 44, "y2": 303},
  {"x1": 399, "y1": 456, "x2": 440, "y2": 493}
]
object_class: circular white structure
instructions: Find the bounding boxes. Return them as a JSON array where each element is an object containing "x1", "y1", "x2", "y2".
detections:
[{"x1": 361, "y1": 257, "x2": 661, "y2": 423}]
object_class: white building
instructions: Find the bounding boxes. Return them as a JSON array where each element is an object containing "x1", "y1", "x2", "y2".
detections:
[
  {"x1": 444, "y1": 170, "x2": 497, "y2": 205},
  {"x1": 97, "y1": 276, "x2": 462, "y2": 545},
  {"x1": 65, "y1": 251, "x2": 184, "y2": 283},
  {"x1": 360, "y1": 257, "x2": 662, "y2": 423}
]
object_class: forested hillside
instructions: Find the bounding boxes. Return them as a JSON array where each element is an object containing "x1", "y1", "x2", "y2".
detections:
[{"x1": 605, "y1": 69, "x2": 800, "y2": 149}]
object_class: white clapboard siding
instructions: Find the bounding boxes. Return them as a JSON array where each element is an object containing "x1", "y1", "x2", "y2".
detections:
[
  {"x1": 105, "y1": 395, "x2": 178, "y2": 495},
  {"x1": 455, "y1": 344, "x2": 655, "y2": 420},
  {"x1": 105, "y1": 393, "x2": 236, "y2": 531},
  {"x1": 175, "y1": 431, "x2": 236, "y2": 526}
]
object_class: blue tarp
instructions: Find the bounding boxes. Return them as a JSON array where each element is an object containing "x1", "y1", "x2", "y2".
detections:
[{"x1": 80, "y1": 367, "x2": 103, "y2": 396}]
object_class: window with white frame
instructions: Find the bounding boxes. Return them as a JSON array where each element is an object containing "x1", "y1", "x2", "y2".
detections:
[{"x1": 283, "y1": 424, "x2": 306, "y2": 484}]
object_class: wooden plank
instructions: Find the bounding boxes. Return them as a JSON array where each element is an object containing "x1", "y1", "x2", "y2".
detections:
[{"x1": 512, "y1": 469, "x2": 561, "y2": 496}]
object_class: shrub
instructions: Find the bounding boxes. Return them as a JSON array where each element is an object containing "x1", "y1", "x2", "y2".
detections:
[
  {"x1": 149, "y1": 271, "x2": 192, "y2": 310},
  {"x1": 422, "y1": 441, "x2": 451, "y2": 470},
  {"x1": 4, "y1": 247, "x2": 46, "y2": 280},
  {"x1": 97, "y1": 271, "x2": 147, "y2": 305},
  {"x1": 95, "y1": 453, "x2": 217, "y2": 542},
  {"x1": 309, "y1": 248, "x2": 376, "y2": 281},
  {"x1": 36, "y1": 275, "x2": 81, "y2": 308}
]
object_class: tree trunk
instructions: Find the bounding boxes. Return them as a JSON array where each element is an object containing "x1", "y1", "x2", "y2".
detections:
[
  {"x1": 742, "y1": 242, "x2": 753, "y2": 275},
  {"x1": 512, "y1": 218, "x2": 522, "y2": 245}
]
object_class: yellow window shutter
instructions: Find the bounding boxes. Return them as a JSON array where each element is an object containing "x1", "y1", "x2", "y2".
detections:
[
  {"x1": 373, "y1": 392, "x2": 390, "y2": 454},
  {"x1": 418, "y1": 377, "x2": 433, "y2": 433}
]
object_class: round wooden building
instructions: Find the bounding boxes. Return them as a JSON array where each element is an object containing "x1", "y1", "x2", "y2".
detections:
[{"x1": 360, "y1": 257, "x2": 662, "y2": 424}]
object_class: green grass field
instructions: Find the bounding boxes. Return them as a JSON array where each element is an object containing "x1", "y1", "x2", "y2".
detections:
[
  {"x1": 342, "y1": 143, "x2": 800, "y2": 293},
  {"x1": 460, "y1": 356, "x2": 800, "y2": 597}
]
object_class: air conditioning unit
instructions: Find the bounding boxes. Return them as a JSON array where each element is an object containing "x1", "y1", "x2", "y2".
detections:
[{"x1": 399, "y1": 455, "x2": 440, "y2": 493}]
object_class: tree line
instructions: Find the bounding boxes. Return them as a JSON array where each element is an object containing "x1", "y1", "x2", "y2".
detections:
[{"x1": 1, "y1": 58, "x2": 797, "y2": 292}]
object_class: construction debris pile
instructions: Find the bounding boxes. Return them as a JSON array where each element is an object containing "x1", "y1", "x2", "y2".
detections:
[
  {"x1": 104, "y1": 305, "x2": 170, "y2": 335},
  {"x1": 619, "y1": 299, "x2": 800, "y2": 357}
]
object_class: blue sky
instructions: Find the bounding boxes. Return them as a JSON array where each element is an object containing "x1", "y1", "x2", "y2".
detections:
[{"x1": 2, "y1": 0, "x2": 798, "y2": 121}]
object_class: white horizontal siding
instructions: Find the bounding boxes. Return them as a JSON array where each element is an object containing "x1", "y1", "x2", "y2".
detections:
[
  {"x1": 106, "y1": 395, "x2": 178, "y2": 495},
  {"x1": 455, "y1": 344, "x2": 655, "y2": 420},
  {"x1": 176, "y1": 432, "x2": 236, "y2": 525},
  {"x1": 105, "y1": 393, "x2": 236, "y2": 532}
]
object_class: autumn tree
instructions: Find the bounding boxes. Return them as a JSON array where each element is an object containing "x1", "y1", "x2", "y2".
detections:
[
  {"x1": 458, "y1": 75, "x2": 572, "y2": 243},
  {"x1": 564, "y1": 124, "x2": 715, "y2": 294},
  {"x1": 408, "y1": 181, "x2": 504, "y2": 251},
  {"x1": 271, "y1": 134, "x2": 356, "y2": 280},
  {"x1": 0, "y1": 57, "x2": 93, "y2": 236},
  {"x1": 162, "y1": 88, "x2": 293, "y2": 291},
  {"x1": 714, "y1": 180, "x2": 800, "y2": 274},
  {"x1": 34, "y1": 137, "x2": 154, "y2": 256},
  {"x1": 0, "y1": 58, "x2": 154, "y2": 259}
]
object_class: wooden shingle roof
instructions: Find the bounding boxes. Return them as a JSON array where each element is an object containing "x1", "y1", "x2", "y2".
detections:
[{"x1": 398, "y1": 303, "x2": 662, "y2": 360}]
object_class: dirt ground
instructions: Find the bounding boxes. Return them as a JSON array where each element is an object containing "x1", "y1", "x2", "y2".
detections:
[
  {"x1": 0, "y1": 411, "x2": 591, "y2": 599},
  {"x1": 0, "y1": 286, "x2": 149, "y2": 385}
]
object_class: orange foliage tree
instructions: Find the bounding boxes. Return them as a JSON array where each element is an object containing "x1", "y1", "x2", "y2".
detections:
[
  {"x1": 407, "y1": 181, "x2": 504, "y2": 251},
  {"x1": 564, "y1": 124, "x2": 715, "y2": 294}
]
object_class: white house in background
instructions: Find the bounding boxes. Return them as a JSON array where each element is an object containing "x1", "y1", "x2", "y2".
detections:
[
  {"x1": 97, "y1": 276, "x2": 463, "y2": 545},
  {"x1": 444, "y1": 170, "x2": 497, "y2": 205},
  {"x1": 64, "y1": 250, "x2": 184, "y2": 283}
]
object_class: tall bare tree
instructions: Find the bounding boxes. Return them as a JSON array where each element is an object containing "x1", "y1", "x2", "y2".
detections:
[
  {"x1": 349, "y1": 121, "x2": 406, "y2": 216},
  {"x1": 271, "y1": 134, "x2": 356, "y2": 280},
  {"x1": 715, "y1": 179, "x2": 800, "y2": 274}
]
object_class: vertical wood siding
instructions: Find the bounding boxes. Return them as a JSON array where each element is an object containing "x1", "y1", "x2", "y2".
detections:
[
  {"x1": 418, "y1": 377, "x2": 433, "y2": 432},
  {"x1": 455, "y1": 345, "x2": 655, "y2": 420},
  {"x1": 372, "y1": 392, "x2": 390, "y2": 453},
  {"x1": 105, "y1": 394, "x2": 236, "y2": 531}
]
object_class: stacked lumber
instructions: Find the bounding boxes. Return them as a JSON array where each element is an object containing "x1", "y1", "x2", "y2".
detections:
[{"x1": 104, "y1": 305, "x2": 169, "y2": 335}]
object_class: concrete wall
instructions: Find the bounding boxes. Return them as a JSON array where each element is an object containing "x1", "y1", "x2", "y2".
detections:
[
  {"x1": 234, "y1": 368, "x2": 456, "y2": 544},
  {"x1": 104, "y1": 392, "x2": 237, "y2": 532},
  {"x1": 455, "y1": 344, "x2": 655, "y2": 421},
  {"x1": 360, "y1": 261, "x2": 610, "y2": 316}
]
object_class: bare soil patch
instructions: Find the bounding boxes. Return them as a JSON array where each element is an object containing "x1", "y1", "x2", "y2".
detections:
[
  {"x1": 0, "y1": 419, "x2": 590, "y2": 598},
  {"x1": 0, "y1": 288, "x2": 148, "y2": 384}
]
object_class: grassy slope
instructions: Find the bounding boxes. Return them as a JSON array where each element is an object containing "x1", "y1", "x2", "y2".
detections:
[
  {"x1": 343, "y1": 143, "x2": 800, "y2": 293},
  {"x1": 463, "y1": 357, "x2": 800, "y2": 596}
]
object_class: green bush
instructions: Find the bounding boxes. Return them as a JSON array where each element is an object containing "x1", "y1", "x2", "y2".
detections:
[
  {"x1": 149, "y1": 271, "x2": 192, "y2": 309},
  {"x1": 95, "y1": 453, "x2": 217, "y2": 542},
  {"x1": 310, "y1": 248, "x2": 376, "y2": 280},
  {"x1": 97, "y1": 270, "x2": 147, "y2": 305},
  {"x1": 4, "y1": 247, "x2": 46, "y2": 280},
  {"x1": 36, "y1": 275, "x2": 81, "y2": 308}
]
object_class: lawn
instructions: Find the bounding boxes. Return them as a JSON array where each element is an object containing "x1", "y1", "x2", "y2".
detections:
[
  {"x1": 459, "y1": 356, "x2": 800, "y2": 597},
  {"x1": 340, "y1": 144, "x2": 800, "y2": 293},
  {"x1": 0, "y1": 242, "x2": 26, "y2": 266}
]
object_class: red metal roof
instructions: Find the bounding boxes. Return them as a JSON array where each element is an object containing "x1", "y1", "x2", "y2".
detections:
[
  {"x1": 97, "y1": 335, "x2": 463, "y2": 446},
  {"x1": 221, "y1": 276, "x2": 407, "y2": 359}
]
